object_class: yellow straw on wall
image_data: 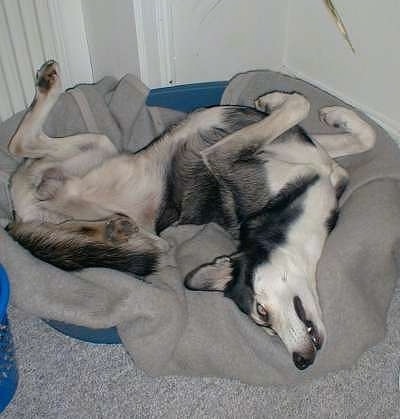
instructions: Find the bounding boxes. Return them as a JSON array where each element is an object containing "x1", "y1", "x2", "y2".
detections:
[{"x1": 324, "y1": 0, "x2": 356, "y2": 53}]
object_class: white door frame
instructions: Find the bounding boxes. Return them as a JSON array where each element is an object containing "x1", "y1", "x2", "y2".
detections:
[{"x1": 132, "y1": 0, "x2": 175, "y2": 87}]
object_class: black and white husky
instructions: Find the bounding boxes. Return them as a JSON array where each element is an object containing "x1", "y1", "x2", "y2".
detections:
[{"x1": 7, "y1": 61, "x2": 375, "y2": 369}]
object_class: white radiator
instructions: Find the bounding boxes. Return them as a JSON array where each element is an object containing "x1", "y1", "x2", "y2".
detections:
[
  {"x1": 0, "y1": 0, "x2": 92, "y2": 123},
  {"x1": 0, "y1": 0, "x2": 59, "y2": 122}
]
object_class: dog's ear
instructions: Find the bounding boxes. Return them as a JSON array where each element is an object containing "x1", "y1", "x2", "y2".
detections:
[{"x1": 184, "y1": 256, "x2": 233, "y2": 291}]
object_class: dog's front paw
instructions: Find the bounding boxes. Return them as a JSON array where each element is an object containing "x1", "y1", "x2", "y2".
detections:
[
  {"x1": 319, "y1": 106, "x2": 360, "y2": 131},
  {"x1": 255, "y1": 92, "x2": 310, "y2": 122},
  {"x1": 255, "y1": 92, "x2": 292, "y2": 113},
  {"x1": 105, "y1": 214, "x2": 138, "y2": 244},
  {"x1": 319, "y1": 106, "x2": 376, "y2": 153}
]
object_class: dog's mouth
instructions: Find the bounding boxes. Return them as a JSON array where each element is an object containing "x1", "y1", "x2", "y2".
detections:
[
  {"x1": 291, "y1": 296, "x2": 325, "y2": 369},
  {"x1": 290, "y1": 319, "x2": 324, "y2": 370},
  {"x1": 305, "y1": 319, "x2": 323, "y2": 351},
  {"x1": 294, "y1": 294, "x2": 324, "y2": 347}
]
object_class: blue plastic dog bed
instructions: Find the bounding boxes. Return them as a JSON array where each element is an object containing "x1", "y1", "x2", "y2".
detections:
[
  {"x1": 45, "y1": 81, "x2": 228, "y2": 344},
  {"x1": 0, "y1": 265, "x2": 18, "y2": 413}
]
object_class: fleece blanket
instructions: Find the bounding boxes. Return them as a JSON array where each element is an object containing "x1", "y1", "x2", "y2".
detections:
[{"x1": 1, "y1": 71, "x2": 400, "y2": 386}]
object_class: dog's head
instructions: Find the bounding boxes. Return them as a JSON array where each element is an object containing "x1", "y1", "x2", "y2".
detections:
[{"x1": 185, "y1": 168, "x2": 347, "y2": 370}]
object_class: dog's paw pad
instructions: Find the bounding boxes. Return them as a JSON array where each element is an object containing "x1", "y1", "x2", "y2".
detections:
[
  {"x1": 319, "y1": 106, "x2": 360, "y2": 131},
  {"x1": 105, "y1": 214, "x2": 138, "y2": 244},
  {"x1": 36, "y1": 60, "x2": 61, "y2": 94}
]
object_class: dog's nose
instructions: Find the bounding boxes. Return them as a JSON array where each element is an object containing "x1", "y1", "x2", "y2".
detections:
[{"x1": 292, "y1": 351, "x2": 315, "y2": 370}]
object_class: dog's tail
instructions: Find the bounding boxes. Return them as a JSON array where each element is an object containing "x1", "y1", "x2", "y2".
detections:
[{"x1": 6, "y1": 220, "x2": 160, "y2": 277}]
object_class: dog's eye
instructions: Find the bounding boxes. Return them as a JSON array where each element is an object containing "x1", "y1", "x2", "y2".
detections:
[{"x1": 256, "y1": 303, "x2": 268, "y2": 319}]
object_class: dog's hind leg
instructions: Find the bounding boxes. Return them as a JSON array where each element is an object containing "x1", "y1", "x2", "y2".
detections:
[
  {"x1": 312, "y1": 106, "x2": 376, "y2": 158},
  {"x1": 201, "y1": 92, "x2": 310, "y2": 175},
  {"x1": 8, "y1": 60, "x2": 118, "y2": 169},
  {"x1": 6, "y1": 214, "x2": 163, "y2": 275},
  {"x1": 8, "y1": 60, "x2": 63, "y2": 157}
]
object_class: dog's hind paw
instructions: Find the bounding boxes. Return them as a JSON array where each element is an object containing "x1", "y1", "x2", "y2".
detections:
[
  {"x1": 105, "y1": 214, "x2": 138, "y2": 244},
  {"x1": 36, "y1": 60, "x2": 62, "y2": 95}
]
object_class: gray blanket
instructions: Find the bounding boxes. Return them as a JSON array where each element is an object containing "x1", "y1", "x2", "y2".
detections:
[{"x1": 1, "y1": 70, "x2": 400, "y2": 386}]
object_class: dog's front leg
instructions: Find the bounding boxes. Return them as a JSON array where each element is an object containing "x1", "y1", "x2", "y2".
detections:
[
  {"x1": 312, "y1": 106, "x2": 376, "y2": 158},
  {"x1": 201, "y1": 92, "x2": 310, "y2": 177}
]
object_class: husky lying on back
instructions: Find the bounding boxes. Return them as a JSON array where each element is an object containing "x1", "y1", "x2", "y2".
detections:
[{"x1": 7, "y1": 61, "x2": 375, "y2": 369}]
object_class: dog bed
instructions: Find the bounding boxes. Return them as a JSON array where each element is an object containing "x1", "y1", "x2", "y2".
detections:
[{"x1": 0, "y1": 70, "x2": 400, "y2": 387}]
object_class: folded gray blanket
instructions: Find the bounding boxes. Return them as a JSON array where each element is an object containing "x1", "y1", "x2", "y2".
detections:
[{"x1": 1, "y1": 70, "x2": 400, "y2": 386}]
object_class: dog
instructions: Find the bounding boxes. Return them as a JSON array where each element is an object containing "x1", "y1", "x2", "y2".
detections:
[{"x1": 6, "y1": 60, "x2": 375, "y2": 369}]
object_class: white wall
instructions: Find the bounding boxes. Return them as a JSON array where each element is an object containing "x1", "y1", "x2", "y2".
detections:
[
  {"x1": 130, "y1": 0, "x2": 289, "y2": 88},
  {"x1": 81, "y1": 0, "x2": 140, "y2": 81},
  {"x1": 169, "y1": 0, "x2": 288, "y2": 84},
  {"x1": 285, "y1": 0, "x2": 400, "y2": 135},
  {"x1": 50, "y1": 0, "x2": 93, "y2": 88},
  {"x1": 0, "y1": 0, "x2": 92, "y2": 121},
  {"x1": 54, "y1": 0, "x2": 400, "y2": 137}
]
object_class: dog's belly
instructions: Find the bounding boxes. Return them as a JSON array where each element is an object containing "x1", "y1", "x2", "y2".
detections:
[{"x1": 66, "y1": 153, "x2": 165, "y2": 231}]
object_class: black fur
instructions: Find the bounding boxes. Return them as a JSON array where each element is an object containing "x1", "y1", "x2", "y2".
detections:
[
  {"x1": 6, "y1": 223, "x2": 158, "y2": 276},
  {"x1": 222, "y1": 106, "x2": 267, "y2": 131},
  {"x1": 293, "y1": 295, "x2": 307, "y2": 322},
  {"x1": 335, "y1": 177, "x2": 348, "y2": 199},
  {"x1": 224, "y1": 257, "x2": 254, "y2": 315},
  {"x1": 326, "y1": 208, "x2": 339, "y2": 233},
  {"x1": 297, "y1": 125, "x2": 317, "y2": 146},
  {"x1": 156, "y1": 106, "x2": 267, "y2": 235}
]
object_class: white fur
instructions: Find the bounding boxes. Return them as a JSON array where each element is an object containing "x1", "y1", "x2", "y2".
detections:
[{"x1": 253, "y1": 177, "x2": 334, "y2": 355}]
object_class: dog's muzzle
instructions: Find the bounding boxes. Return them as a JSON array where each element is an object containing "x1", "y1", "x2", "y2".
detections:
[
  {"x1": 291, "y1": 323, "x2": 324, "y2": 370},
  {"x1": 292, "y1": 296, "x2": 324, "y2": 370},
  {"x1": 292, "y1": 327, "x2": 322, "y2": 370}
]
